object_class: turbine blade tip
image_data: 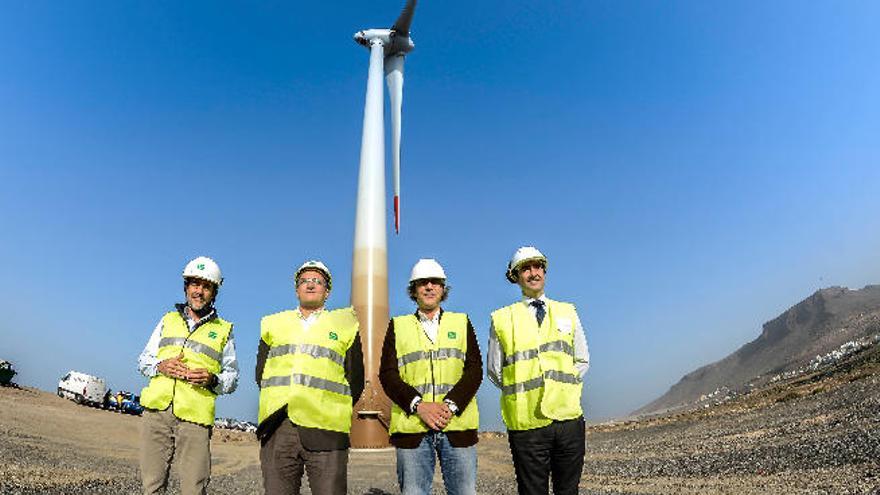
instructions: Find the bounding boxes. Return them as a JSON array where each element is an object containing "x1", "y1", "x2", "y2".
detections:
[{"x1": 394, "y1": 196, "x2": 400, "y2": 234}]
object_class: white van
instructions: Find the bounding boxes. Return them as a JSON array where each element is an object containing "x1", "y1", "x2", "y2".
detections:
[{"x1": 58, "y1": 371, "x2": 108, "y2": 407}]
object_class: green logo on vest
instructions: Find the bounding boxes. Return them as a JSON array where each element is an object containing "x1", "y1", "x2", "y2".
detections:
[
  {"x1": 208, "y1": 331, "x2": 217, "y2": 339},
  {"x1": 197, "y1": 263, "x2": 205, "y2": 270},
  {"x1": 329, "y1": 331, "x2": 338, "y2": 341},
  {"x1": 448, "y1": 331, "x2": 457, "y2": 339}
]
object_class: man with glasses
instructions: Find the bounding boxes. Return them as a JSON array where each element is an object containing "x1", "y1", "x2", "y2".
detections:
[
  {"x1": 487, "y1": 246, "x2": 590, "y2": 495},
  {"x1": 256, "y1": 260, "x2": 363, "y2": 495},
  {"x1": 138, "y1": 256, "x2": 239, "y2": 495},
  {"x1": 379, "y1": 259, "x2": 482, "y2": 495}
]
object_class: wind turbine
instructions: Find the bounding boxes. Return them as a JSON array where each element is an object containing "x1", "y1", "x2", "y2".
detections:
[{"x1": 349, "y1": 0, "x2": 417, "y2": 449}]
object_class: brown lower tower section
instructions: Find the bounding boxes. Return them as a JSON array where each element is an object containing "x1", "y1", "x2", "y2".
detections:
[{"x1": 350, "y1": 247, "x2": 392, "y2": 448}]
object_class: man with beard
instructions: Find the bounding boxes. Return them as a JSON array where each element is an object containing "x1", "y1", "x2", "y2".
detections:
[
  {"x1": 487, "y1": 246, "x2": 590, "y2": 495},
  {"x1": 138, "y1": 256, "x2": 239, "y2": 495}
]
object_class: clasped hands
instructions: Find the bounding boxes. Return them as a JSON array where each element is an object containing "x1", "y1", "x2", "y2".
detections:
[
  {"x1": 416, "y1": 401, "x2": 453, "y2": 431},
  {"x1": 157, "y1": 353, "x2": 214, "y2": 387}
]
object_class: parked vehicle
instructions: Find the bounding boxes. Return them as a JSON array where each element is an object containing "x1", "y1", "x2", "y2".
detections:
[
  {"x1": 215, "y1": 417, "x2": 258, "y2": 433},
  {"x1": 0, "y1": 360, "x2": 16, "y2": 386},
  {"x1": 107, "y1": 390, "x2": 144, "y2": 415},
  {"x1": 57, "y1": 371, "x2": 107, "y2": 407}
]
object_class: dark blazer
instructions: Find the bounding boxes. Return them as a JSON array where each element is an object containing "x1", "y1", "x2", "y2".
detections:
[
  {"x1": 255, "y1": 320, "x2": 364, "y2": 451},
  {"x1": 379, "y1": 309, "x2": 482, "y2": 448}
]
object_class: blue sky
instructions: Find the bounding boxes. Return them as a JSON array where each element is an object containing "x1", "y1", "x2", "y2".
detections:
[{"x1": 1, "y1": 1, "x2": 879, "y2": 430}]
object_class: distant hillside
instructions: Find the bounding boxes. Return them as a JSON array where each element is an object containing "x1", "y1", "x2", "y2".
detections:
[{"x1": 636, "y1": 285, "x2": 880, "y2": 415}]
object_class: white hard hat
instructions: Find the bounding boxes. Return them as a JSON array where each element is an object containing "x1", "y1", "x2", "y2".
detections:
[
  {"x1": 182, "y1": 256, "x2": 223, "y2": 287},
  {"x1": 506, "y1": 246, "x2": 547, "y2": 283},
  {"x1": 409, "y1": 258, "x2": 447, "y2": 283},
  {"x1": 295, "y1": 260, "x2": 332, "y2": 290}
]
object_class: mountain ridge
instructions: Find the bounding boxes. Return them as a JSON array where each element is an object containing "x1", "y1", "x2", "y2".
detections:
[{"x1": 636, "y1": 285, "x2": 880, "y2": 415}]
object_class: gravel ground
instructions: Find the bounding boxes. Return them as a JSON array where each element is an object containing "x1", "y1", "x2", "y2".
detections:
[
  {"x1": 2, "y1": 345, "x2": 879, "y2": 494},
  {"x1": 582, "y1": 346, "x2": 880, "y2": 495}
]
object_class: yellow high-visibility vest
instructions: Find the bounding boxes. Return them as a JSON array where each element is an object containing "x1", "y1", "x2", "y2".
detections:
[
  {"x1": 140, "y1": 311, "x2": 232, "y2": 426},
  {"x1": 389, "y1": 311, "x2": 479, "y2": 434},
  {"x1": 491, "y1": 299, "x2": 583, "y2": 431},
  {"x1": 258, "y1": 307, "x2": 359, "y2": 433}
]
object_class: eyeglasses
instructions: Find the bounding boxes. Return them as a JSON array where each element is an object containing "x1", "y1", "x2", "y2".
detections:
[{"x1": 297, "y1": 277, "x2": 326, "y2": 287}]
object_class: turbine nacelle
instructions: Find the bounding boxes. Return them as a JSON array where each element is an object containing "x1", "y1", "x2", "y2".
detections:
[{"x1": 353, "y1": 28, "x2": 415, "y2": 56}]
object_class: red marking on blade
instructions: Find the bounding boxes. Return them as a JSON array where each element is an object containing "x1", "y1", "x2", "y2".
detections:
[{"x1": 394, "y1": 195, "x2": 400, "y2": 234}]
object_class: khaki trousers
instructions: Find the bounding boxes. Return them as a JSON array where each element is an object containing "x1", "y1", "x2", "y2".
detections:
[
  {"x1": 260, "y1": 419, "x2": 348, "y2": 495},
  {"x1": 140, "y1": 407, "x2": 212, "y2": 495}
]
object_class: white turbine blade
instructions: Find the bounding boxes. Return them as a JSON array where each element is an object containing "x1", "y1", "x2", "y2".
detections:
[
  {"x1": 391, "y1": 0, "x2": 417, "y2": 36},
  {"x1": 385, "y1": 54, "x2": 404, "y2": 234}
]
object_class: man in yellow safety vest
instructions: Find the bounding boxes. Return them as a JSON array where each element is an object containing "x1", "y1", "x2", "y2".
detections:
[
  {"x1": 379, "y1": 259, "x2": 482, "y2": 495},
  {"x1": 138, "y1": 256, "x2": 239, "y2": 495},
  {"x1": 487, "y1": 246, "x2": 590, "y2": 495},
  {"x1": 256, "y1": 260, "x2": 363, "y2": 495}
]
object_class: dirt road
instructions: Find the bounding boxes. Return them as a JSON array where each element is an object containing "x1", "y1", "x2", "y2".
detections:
[{"x1": 0, "y1": 386, "x2": 512, "y2": 494}]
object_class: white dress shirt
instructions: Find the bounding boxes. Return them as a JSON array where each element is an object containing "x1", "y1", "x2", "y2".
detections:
[
  {"x1": 296, "y1": 306, "x2": 324, "y2": 330},
  {"x1": 417, "y1": 309, "x2": 441, "y2": 343},
  {"x1": 486, "y1": 294, "x2": 590, "y2": 390},
  {"x1": 137, "y1": 307, "x2": 239, "y2": 395}
]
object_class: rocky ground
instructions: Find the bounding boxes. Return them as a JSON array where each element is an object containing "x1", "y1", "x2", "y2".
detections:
[
  {"x1": 1, "y1": 344, "x2": 879, "y2": 494},
  {"x1": 583, "y1": 343, "x2": 880, "y2": 495}
]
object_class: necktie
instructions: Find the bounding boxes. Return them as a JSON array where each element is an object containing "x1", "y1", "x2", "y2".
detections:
[{"x1": 531, "y1": 300, "x2": 546, "y2": 327}]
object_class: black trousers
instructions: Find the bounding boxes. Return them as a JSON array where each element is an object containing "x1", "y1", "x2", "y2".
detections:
[{"x1": 507, "y1": 417, "x2": 586, "y2": 495}]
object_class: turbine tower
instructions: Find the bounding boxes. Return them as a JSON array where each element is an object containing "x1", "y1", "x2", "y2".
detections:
[{"x1": 349, "y1": 0, "x2": 417, "y2": 449}]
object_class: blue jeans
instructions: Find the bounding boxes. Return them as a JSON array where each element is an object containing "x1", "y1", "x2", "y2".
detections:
[{"x1": 396, "y1": 431, "x2": 477, "y2": 495}]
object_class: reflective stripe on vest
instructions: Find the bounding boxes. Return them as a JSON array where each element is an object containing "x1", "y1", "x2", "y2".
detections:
[
  {"x1": 157, "y1": 337, "x2": 223, "y2": 363},
  {"x1": 139, "y1": 311, "x2": 232, "y2": 426},
  {"x1": 389, "y1": 311, "x2": 479, "y2": 435},
  {"x1": 397, "y1": 348, "x2": 467, "y2": 368},
  {"x1": 267, "y1": 343, "x2": 345, "y2": 367},
  {"x1": 257, "y1": 307, "x2": 359, "y2": 432},
  {"x1": 502, "y1": 340, "x2": 574, "y2": 367},
  {"x1": 260, "y1": 373, "x2": 352, "y2": 397},
  {"x1": 412, "y1": 382, "x2": 456, "y2": 396},
  {"x1": 500, "y1": 370, "x2": 581, "y2": 395},
  {"x1": 492, "y1": 300, "x2": 583, "y2": 430}
]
